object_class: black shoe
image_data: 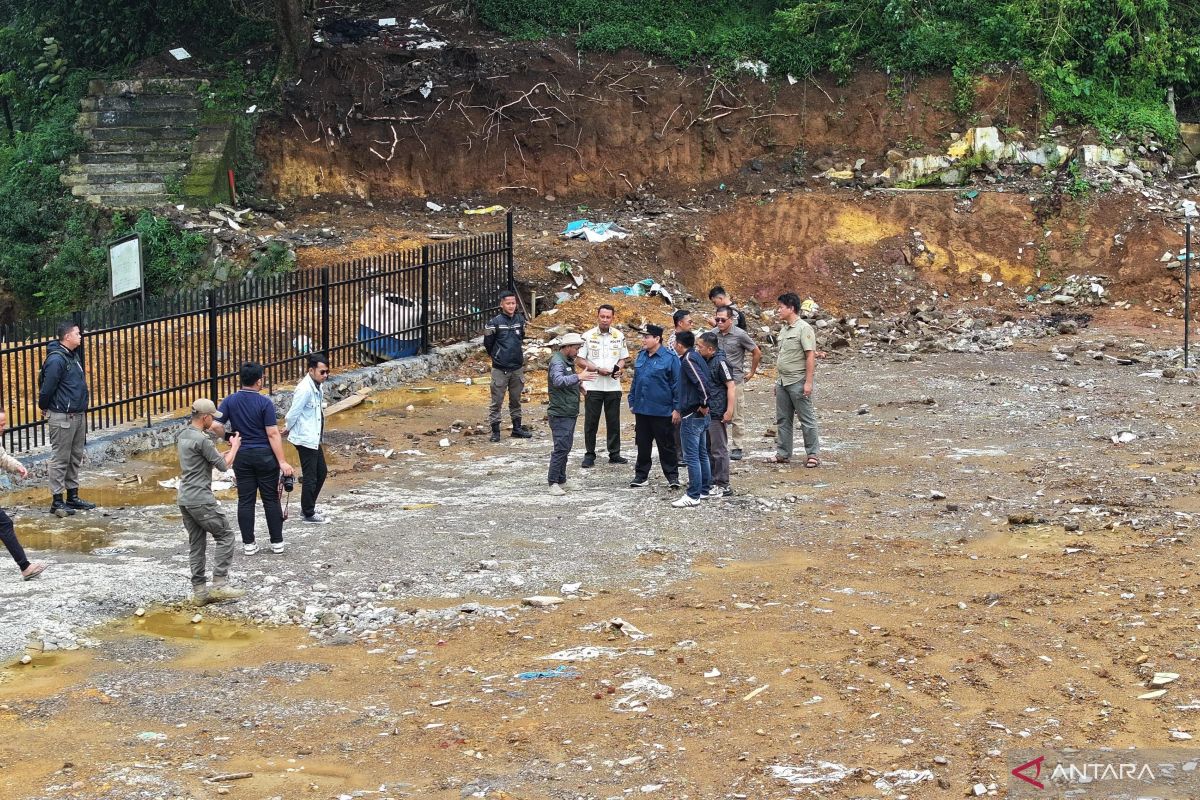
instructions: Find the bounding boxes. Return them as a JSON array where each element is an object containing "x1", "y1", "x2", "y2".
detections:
[
  {"x1": 489, "y1": 423, "x2": 501, "y2": 443},
  {"x1": 49, "y1": 497, "x2": 75, "y2": 518},
  {"x1": 668, "y1": 482, "x2": 681, "y2": 491},
  {"x1": 629, "y1": 478, "x2": 649, "y2": 488},
  {"x1": 510, "y1": 423, "x2": 533, "y2": 439},
  {"x1": 582, "y1": 455, "x2": 596, "y2": 469},
  {"x1": 608, "y1": 455, "x2": 628, "y2": 465},
  {"x1": 65, "y1": 491, "x2": 95, "y2": 511},
  {"x1": 722, "y1": 486, "x2": 735, "y2": 497},
  {"x1": 730, "y1": 449, "x2": 744, "y2": 461}
]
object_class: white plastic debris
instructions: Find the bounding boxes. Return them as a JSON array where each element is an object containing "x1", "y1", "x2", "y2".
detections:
[{"x1": 169, "y1": 47, "x2": 191, "y2": 60}]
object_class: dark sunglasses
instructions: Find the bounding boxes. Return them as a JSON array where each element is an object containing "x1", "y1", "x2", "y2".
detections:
[{"x1": 316, "y1": 368, "x2": 329, "y2": 375}]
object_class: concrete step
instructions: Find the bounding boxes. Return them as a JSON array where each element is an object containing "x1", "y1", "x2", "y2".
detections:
[
  {"x1": 80, "y1": 95, "x2": 202, "y2": 113},
  {"x1": 67, "y1": 158, "x2": 187, "y2": 175},
  {"x1": 80, "y1": 141, "x2": 193, "y2": 158},
  {"x1": 63, "y1": 169, "x2": 177, "y2": 188},
  {"x1": 88, "y1": 78, "x2": 209, "y2": 97},
  {"x1": 86, "y1": 126, "x2": 195, "y2": 143},
  {"x1": 79, "y1": 110, "x2": 200, "y2": 129},
  {"x1": 71, "y1": 180, "x2": 167, "y2": 197},
  {"x1": 89, "y1": 194, "x2": 174, "y2": 208}
]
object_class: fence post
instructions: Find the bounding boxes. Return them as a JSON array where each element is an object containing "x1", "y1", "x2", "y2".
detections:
[
  {"x1": 207, "y1": 289, "x2": 219, "y2": 403},
  {"x1": 420, "y1": 245, "x2": 431, "y2": 354},
  {"x1": 506, "y1": 210, "x2": 515, "y2": 292},
  {"x1": 320, "y1": 267, "x2": 331, "y2": 355}
]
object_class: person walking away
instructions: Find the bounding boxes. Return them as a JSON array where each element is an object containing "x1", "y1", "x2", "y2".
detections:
[
  {"x1": 667, "y1": 309, "x2": 692, "y2": 464},
  {"x1": 671, "y1": 331, "x2": 716, "y2": 507},
  {"x1": 483, "y1": 290, "x2": 532, "y2": 442},
  {"x1": 707, "y1": 286, "x2": 748, "y2": 330},
  {"x1": 769, "y1": 293, "x2": 821, "y2": 467},
  {"x1": 627, "y1": 325, "x2": 681, "y2": 490},
  {"x1": 219, "y1": 362, "x2": 295, "y2": 555},
  {"x1": 177, "y1": 399, "x2": 245, "y2": 605},
  {"x1": 546, "y1": 334, "x2": 596, "y2": 495},
  {"x1": 578, "y1": 304, "x2": 628, "y2": 468},
  {"x1": 713, "y1": 308, "x2": 761, "y2": 460},
  {"x1": 696, "y1": 332, "x2": 735, "y2": 497},
  {"x1": 285, "y1": 353, "x2": 331, "y2": 524},
  {"x1": 38, "y1": 321, "x2": 95, "y2": 517},
  {"x1": 0, "y1": 410, "x2": 46, "y2": 580}
]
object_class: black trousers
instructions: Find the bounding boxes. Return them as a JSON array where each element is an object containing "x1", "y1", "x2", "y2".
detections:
[
  {"x1": 0, "y1": 509, "x2": 29, "y2": 571},
  {"x1": 233, "y1": 448, "x2": 284, "y2": 544},
  {"x1": 633, "y1": 414, "x2": 679, "y2": 483},
  {"x1": 296, "y1": 444, "x2": 327, "y2": 518},
  {"x1": 583, "y1": 390, "x2": 622, "y2": 458}
]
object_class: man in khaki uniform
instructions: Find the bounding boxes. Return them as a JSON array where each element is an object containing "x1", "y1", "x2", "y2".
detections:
[{"x1": 768, "y1": 292, "x2": 820, "y2": 467}]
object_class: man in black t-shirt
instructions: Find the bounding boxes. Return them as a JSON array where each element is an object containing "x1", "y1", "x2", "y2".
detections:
[{"x1": 218, "y1": 362, "x2": 295, "y2": 556}]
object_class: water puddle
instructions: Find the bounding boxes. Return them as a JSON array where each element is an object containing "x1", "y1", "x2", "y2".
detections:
[
  {"x1": 335, "y1": 382, "x2": 490, "y2": 424},
  {"x1": 15, "y1": 523, "x2": 113, "y2": 553}
]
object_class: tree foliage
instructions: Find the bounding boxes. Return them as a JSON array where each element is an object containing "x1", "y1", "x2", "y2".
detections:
[{"x1": 478, "y1": 0, "x2": 1198, "y2": 140}]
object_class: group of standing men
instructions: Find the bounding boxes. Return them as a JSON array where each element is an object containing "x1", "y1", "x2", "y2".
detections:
[
  {"x1": 0, "y1": 318, "x2": 336, "y2": 602},
  {"x1": 483, "y1": 286, "x2": 822, "y2": 509}
]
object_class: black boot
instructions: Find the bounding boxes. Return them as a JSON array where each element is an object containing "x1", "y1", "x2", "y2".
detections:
[
  {"x1": 65, "y1": 489, "x2": 96, "y2": 511},
  {"x1": 489, "y1": 422, "x2": 501, "y2": 443},
  {"x1": 510, "y1": 418, "x2": 532, "y2": 439},
  {"x1": 49, "y1": 494, "x2": 75, "y2": 518}
]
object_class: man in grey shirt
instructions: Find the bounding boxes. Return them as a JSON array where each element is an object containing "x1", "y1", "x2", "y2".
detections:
[
  {"x1": 713, "y1": 308, "x2": 761, "y2": 460},
  {"x1": 177, "y1": 398, "x2": 244, "y2": 606}
]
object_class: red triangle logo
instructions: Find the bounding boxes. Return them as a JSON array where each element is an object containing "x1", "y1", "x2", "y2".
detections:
[{"x1": 1012, "y1": 755, "x2": 1045, "y2": 789}]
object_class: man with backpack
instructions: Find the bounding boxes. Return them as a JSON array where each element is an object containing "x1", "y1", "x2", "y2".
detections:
[{"x1": 38, "y1": 321, "x2": 95, "y2": 518}]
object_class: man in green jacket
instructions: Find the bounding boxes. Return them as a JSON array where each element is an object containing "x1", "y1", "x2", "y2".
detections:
[{"x1": 547, "y1": 333, "x2": 595, "y2": 495}]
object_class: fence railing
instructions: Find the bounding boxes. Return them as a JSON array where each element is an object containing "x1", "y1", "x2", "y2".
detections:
[{"x1": 0, "y1": 213, "x2": 514, "y2": 452}]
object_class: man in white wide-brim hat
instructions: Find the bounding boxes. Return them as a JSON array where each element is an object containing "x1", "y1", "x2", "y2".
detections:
[{"x1": 546, "y1": 333, "x2": 596, "y2": 495}]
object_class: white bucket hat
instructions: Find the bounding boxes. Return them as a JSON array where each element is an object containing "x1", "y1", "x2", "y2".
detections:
[{"x1": 556, "y1": 332, "x2": 585, "y2": 347}]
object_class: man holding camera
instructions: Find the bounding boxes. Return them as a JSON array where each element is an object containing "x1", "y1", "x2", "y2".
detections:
[
  {"x1": 218, "y1": 362, "x2": 295, "y2": 555},
  {"x1": 577, "y1": 304, "x2": 628, "y2": 468},
  {"x1": 177, "y1": 399, "x2": 244, "y2": 605}
]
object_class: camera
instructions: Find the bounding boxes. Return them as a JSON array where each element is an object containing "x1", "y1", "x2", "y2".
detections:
[{"x1": 281, "y1": 473, "x2": 295, "y2": 493}]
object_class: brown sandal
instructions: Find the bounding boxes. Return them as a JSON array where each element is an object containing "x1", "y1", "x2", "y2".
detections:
[
  {"x1": 765, "y1": 455, "x2": 790, "y2": 464},
  {"x1": 804, "y1": 455, "x2": 820, "y2": 468}
]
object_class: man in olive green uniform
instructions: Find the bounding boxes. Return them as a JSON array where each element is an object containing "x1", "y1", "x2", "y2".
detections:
[{"x1": 768, "y1": 292, "x2": 820, "y2": 467}]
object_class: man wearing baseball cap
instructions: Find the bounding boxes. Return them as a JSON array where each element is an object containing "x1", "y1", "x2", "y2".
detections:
[
  {"x1": 177, "y1": 398, "x2": 244, "y2": 605},
  {"x1": 546, "y1": 333, "x2": 595, "y2": 495}
]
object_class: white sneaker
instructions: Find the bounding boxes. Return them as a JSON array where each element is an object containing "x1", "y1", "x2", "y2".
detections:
[
  {"x1": 243, "y1": 543, "x2": 259, "y2": 556},
  {"x1": 671, "y1": 494, "x2": 701, "y2": 508},
  {"x1": 703, "y1": 486, "x2": 725, "y2": 499},
  {"x1": 548, "y1": 483, "x2": 566, "y2": 496},
  {"x1": 302, "y1": 513, "x2": 331, "y2": 524},
  {"x1": 270, "y1": 542, "x2": 286, "y2": 554}
]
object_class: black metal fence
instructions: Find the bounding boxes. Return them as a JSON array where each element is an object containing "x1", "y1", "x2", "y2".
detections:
[{"x1": 0, "y1": 214, "x2": 513, "y2": 452}]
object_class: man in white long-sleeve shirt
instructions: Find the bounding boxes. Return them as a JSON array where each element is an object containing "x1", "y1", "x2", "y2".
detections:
[{"x1": 284, "y1": 353, "x2": 331, "y2": 524}]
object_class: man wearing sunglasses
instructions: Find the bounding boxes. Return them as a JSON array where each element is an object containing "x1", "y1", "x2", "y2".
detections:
[{"x1": 284, "y1": 353, "x2": 331, "y2": 524}]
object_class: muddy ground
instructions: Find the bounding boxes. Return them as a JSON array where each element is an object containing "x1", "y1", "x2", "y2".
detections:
[{"x1": 2, "y1": 316, "x2": 1199, "y2": 799}]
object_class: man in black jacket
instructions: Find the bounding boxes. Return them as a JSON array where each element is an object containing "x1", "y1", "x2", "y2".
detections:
[
  {"x1": 483, "y1": 291, "x2": 532, "y2": 442},
  {"x1": 38, "y1": 321, "x2": 96, "y2": 517}
]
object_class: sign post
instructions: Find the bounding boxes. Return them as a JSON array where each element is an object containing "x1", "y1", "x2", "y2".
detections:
[
  {"x1": 108, "y1": 232, "x2": 145, "y2": 318},
  {"x1": 1184, "y1": 201, "x2": 1198, "y2": 369}
]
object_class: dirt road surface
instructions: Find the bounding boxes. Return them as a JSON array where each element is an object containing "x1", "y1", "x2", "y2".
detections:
[{"x1": 2, "y1": 319, "x2": 1199, "y2": 799}]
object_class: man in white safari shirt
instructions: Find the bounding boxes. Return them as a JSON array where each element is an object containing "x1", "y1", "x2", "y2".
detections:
[{"x1": 577, "y1": 304, "x2": 629, "y2": 468}]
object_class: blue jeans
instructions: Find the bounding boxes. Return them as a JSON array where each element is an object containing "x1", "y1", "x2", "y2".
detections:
[{"x1": 680, "y1": 414, "x2": 712, "y2": 499}]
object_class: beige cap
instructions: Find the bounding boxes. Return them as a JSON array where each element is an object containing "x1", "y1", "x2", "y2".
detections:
[
  {"x1": 191, "y1": 398, "x2": 222, "y2": 418},
  {"x1": 557, "y1": 332, "x2": 585, "y2": 347}
]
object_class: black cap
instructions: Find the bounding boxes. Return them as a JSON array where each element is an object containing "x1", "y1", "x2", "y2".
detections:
[{"x1": 643, "y1": 324, "x2": 664, "y2": 338}]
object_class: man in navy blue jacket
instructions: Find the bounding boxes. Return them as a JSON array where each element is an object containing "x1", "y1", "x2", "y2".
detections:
[
  {"x1": 671, "y1": 331, "x2": 717, "y2": 507},
  {"x1": 627, "y1": 325, "x2": 681, "y2": 489},
  {"x1": 483, "y1": 291, "x2": 532, "y2": 442}
]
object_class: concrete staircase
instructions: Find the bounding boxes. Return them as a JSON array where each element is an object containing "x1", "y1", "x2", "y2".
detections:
[{"x1": 63, "y1": 79, "x2": 235, "y2": 209}]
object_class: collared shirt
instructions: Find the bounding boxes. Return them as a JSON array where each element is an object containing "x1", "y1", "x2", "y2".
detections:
[
  {"x1": 285, "y1": 373, "x2": 325, "y2": 450},
  {"x1": 177, "y1": 426, "x2": 228, "y2": 507},
  {"x1": 582, "y1": 326, "x2": 629, "y2": 392},
  {"x1": 703, "y1": 351, "x2": 735, "y2": 417},
  {"x1": 218, "y1": 388, "x2": 278, "y2": 450},
  {"x1": 776, "y1": 317, "x2": 817, "y2": 387},
  {"x1": 714, "y1": 325, "x2": 758, "y2": 382},
  {"x1": 628, "y1": 346, "x2": 680, "y2": 417}
]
